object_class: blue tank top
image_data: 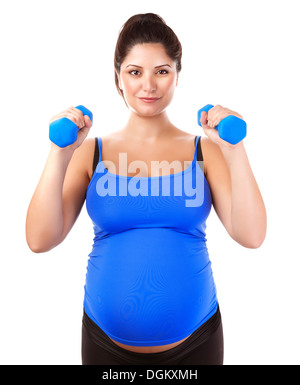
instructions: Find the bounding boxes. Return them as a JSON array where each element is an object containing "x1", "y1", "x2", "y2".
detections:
[{"x1": 84, "y1": 135, "x2": 218, "y2": 346}]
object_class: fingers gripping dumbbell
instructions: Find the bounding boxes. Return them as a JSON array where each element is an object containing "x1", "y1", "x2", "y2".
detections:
[
  {"x1": 49, "y1": 105, "x2": 93, "y2": 148},
  {"x1": 198, "y1": 104, "x2": 246, "y2": 145}
]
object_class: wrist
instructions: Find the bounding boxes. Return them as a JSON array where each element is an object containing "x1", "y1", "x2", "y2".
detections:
[
  {"x1": 49, "y1": 143, "x2": 75, "y2": 164},
  {"x1": 220, "y1": 140, "x2": 244, "y2": 154},
  {"x1": 50, "y1": 142, "x2": 74, "y2": 156},
  {"x1": 219, "y1": 141, "x2": 246, "y2": 165}
]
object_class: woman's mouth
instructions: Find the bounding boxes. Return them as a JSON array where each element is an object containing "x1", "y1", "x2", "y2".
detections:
[{"x1": 138, "y1": 97, "x2": 161, "y2": 103}]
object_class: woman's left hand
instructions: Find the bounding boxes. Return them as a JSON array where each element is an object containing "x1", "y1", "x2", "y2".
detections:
[{"x1": 200, "y1": 105, "x2": 244, "y2": 148}]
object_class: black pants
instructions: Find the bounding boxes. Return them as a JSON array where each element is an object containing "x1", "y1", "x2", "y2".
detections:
[{"x1": 82, "y1": 306, "x2": 223, "y2": 365}]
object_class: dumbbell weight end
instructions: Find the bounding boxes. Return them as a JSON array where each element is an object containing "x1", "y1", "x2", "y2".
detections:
[{"x1": 49, "y1": 105, "x2": 93, "y2": 148}]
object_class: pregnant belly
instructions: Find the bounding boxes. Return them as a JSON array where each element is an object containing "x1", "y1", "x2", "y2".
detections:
[{"x1": 84, "y1": 228, "x2": 217, "y2": 347}]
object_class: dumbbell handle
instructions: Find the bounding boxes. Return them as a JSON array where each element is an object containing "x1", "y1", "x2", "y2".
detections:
[
  {"x1": 198, "y1": 104, "x2": 246, "y2": 145},
  {"x1": 49, "y1": 105, "x2": 93, "y2": 148}
]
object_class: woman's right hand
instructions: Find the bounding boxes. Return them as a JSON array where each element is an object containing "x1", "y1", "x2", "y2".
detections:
[{"x1": 49, "y1": 106, "x2": 93, "y2": 151}]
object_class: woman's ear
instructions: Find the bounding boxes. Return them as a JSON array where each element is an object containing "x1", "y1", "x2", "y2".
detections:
[
  {"x1": 176, "y1": 73, "x2": 179, "y2": 87},
  {"x1": 115, "y1": 70, "x2": 122, "y2": 90},
  {"x1": 118, "y1": 75, "x2": 122, "y2": 91}
]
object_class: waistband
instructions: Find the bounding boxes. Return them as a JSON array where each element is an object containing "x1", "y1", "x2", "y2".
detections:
[{"x1": 82, "y1": 304, "x2": 221, "y2": 365}]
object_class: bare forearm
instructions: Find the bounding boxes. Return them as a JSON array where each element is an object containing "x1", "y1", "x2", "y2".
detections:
[
  {"x1": 221, "y1": 142, "x2": 267, "y2": 248},
  {"x1": 26, "y1": 146, "x2": 74, "y2": 252}
]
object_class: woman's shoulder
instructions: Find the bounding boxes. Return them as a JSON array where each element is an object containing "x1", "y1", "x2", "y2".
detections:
[
  {"x1": 200, "y1": 135, "x2": 223, "y2": 159},
  {"x1": 200, "y1": 135, "x2": 230, "y2": 178},
  {"x1": 71, "y1": 137, "x2": 96, "y2": 180}
]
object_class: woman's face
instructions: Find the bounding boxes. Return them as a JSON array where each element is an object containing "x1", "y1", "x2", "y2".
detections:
[{"x1": 118, "y1": 43, "x2": 179, "y2": 116}]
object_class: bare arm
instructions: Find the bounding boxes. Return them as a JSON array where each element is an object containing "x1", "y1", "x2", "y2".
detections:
[
  {"x1": 203, "y1": 138, "x2": 267, "y2": 248},
  {"x1": 26, "y1": 146, "x2": 75, "y2": 252},
  {"x1": 26, "y1": 139, "x2": 95, "y2": 253},
  {"x1": 200, "y1": 106, "x2": 267, "y2": 249},
  {"x1": 220, "y1": 142, "x2": 267, "y2": 248},
  {"x1": 25, "y1": 107, "x2": 93, "y2": 253}
]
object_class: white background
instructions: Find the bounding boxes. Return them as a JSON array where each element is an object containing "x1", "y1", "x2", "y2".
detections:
[{"x1": 0, "y1": 0, "x2": 299, "y2": 365}]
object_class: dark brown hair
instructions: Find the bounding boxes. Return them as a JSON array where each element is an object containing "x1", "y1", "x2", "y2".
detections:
[{"x1": 114, "y1": 13, "x2": 182, "y2": 106}]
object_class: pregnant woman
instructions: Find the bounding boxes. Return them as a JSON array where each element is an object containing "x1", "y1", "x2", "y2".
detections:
[{"x1": 26, "y1": 13, "x2": 267, "y2": 365}]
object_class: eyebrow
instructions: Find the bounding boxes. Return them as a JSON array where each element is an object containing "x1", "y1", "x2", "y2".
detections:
[{"x1": 125, "y1": 64, "x2": 171, "y2": 69}]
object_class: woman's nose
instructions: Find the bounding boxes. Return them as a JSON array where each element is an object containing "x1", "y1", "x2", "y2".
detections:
[{"x1": 142, "y1": 74, "x2": 157, "y2": 93}]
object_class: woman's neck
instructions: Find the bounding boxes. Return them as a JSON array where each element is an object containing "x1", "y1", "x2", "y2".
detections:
[{"x1": 120, "y1": 111, "x2": 176, "y2": 142}]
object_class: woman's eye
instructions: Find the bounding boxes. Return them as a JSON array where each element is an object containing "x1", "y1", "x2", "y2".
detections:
[
  {"x1": 129, "y1": 70, "x2": 140, "y2": 76},
  {"x1": 158, "y1": 70, "x2": 168, "y2": 75}
]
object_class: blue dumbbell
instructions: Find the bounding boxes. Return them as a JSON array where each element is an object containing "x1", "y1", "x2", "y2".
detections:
[
  {"x1": 49, "y1": 105, "x2": 93, "y2": 148},
  {"x1": 198, "y1": 104, "x2": 246, "y2": 145}
]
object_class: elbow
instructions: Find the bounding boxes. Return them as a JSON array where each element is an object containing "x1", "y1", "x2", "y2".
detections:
[
  {"x1": 26, "y1": 224, "x2": 62, "y2": 254},
  {"x1": 26, "y1": 234, "x2": 58, "y2": 254},
  {"x1": 26, "y1": 229, "x2": 46, "y2": 253},
  {"x1": 29, "y1": 246, "x2": 45, "y2": 254},
  {"x1": 26, "y1": 239, "x2": 48, "y2": 253},
  {"x1": 242, "y1": 232, "x2": 267, "y2": 249},
  {"x1": 244, "y1": 237, "x2": 265, "y2": 249},
  {"x1": 231, "y1": 229, "x2": 267, "y2": 249},
  {"x1": 247, "y1": 222, "x2": 267, "y2": 249}
]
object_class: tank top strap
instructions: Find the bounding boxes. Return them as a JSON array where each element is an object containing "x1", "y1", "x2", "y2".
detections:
[
  {"x1": 92, "y1": 137, "x2": 102, "y2": 175},
  {"x1": 193, "y1": 135, "x2": 204, "y2": 175},
  {"x1": 97, "y1": 137, "x2": 103, "y2": 161},
  {"x1": 194, "y1": 135, "x2": 203, "y2": 162}
]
